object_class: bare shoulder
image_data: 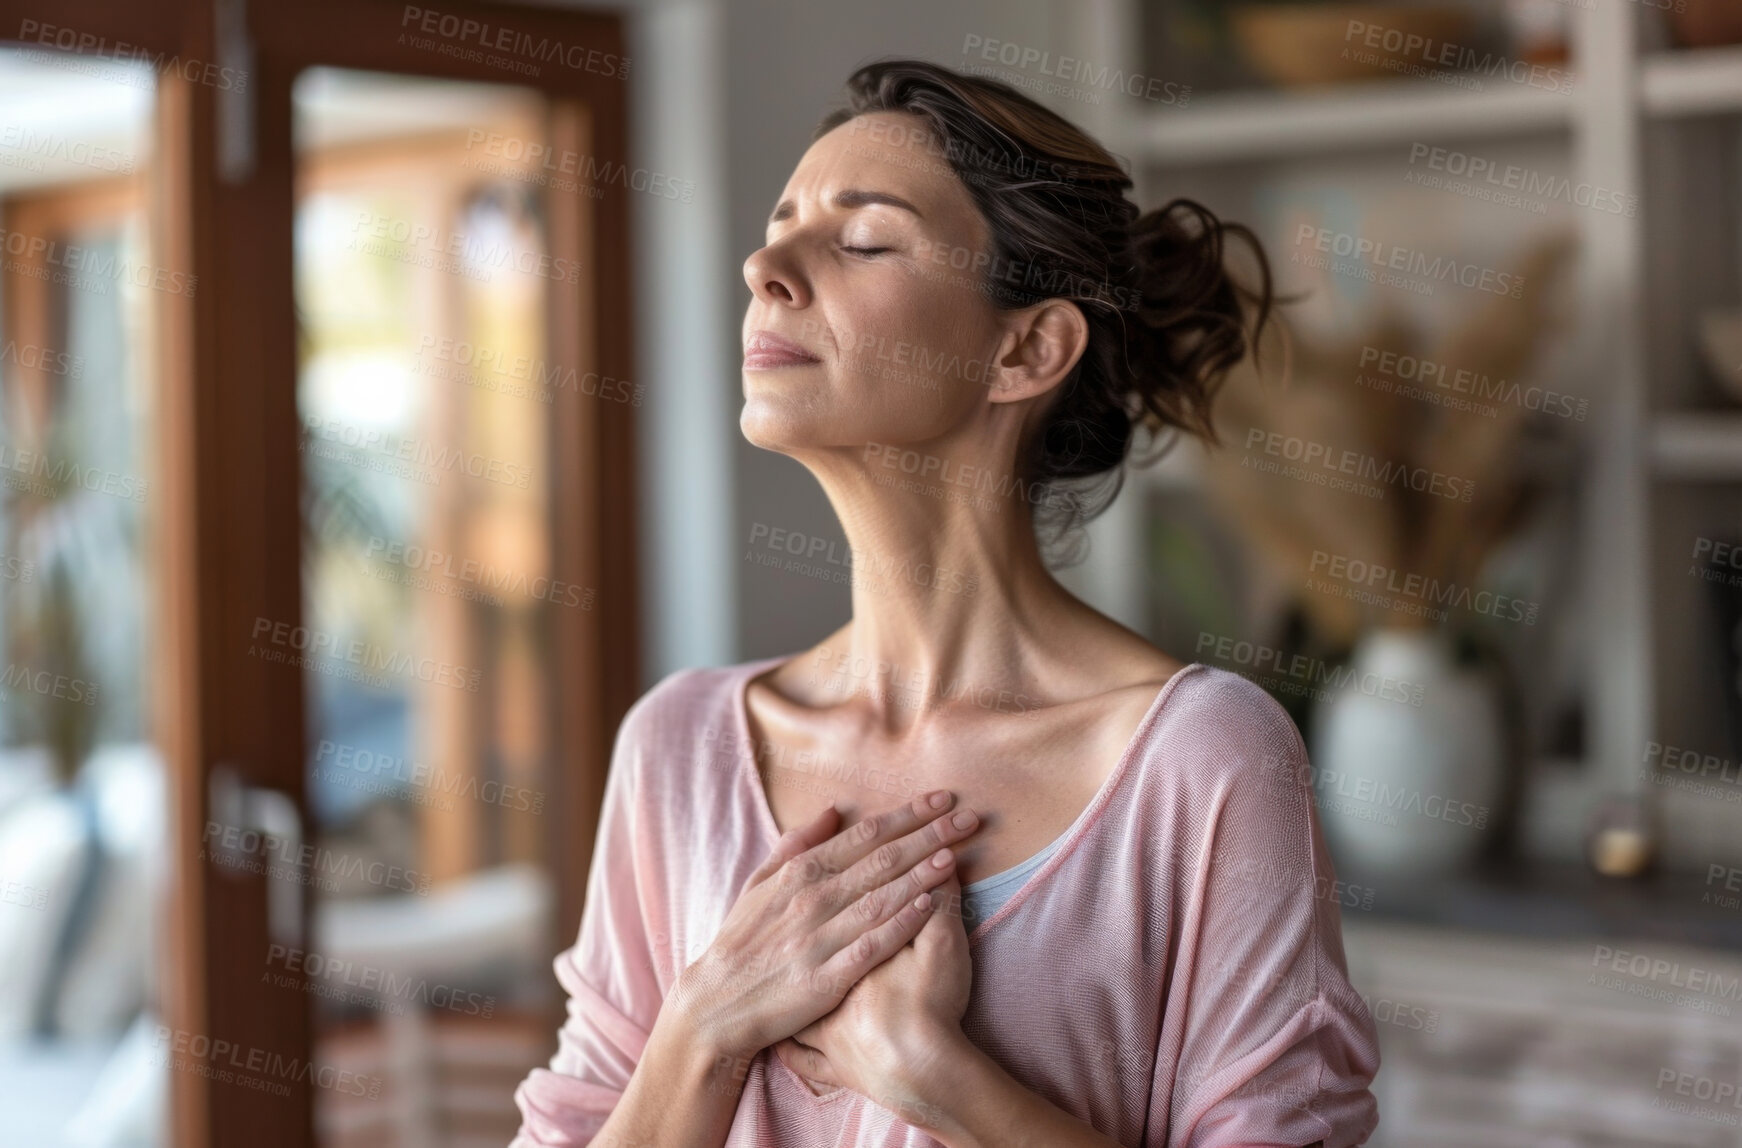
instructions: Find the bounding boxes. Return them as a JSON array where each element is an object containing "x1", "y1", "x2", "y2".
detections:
[{"x1": 1035, "y1": 633, "x2": 1195, "y2": 762}]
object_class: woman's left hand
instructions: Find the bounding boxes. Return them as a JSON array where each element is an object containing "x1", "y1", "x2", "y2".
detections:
[{"x1": 773, "y1": 871, "x2": 973, "y2": 1120}]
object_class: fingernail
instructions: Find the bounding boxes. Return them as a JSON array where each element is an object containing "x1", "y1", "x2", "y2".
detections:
[
  {"x1": 928, "y1": 790, "x2": 951, "y2": 809},
  {"x1": 931, "y1": 848, "x2": 953, "y2": 868},
  {"x1": 952, "y1": 809, "x2": 977, "y2": 830},
  {"x1": 914, "y1": 892, "x2": 933, "y2": 911}
]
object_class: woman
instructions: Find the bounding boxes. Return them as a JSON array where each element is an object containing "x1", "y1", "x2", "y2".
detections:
[{"x1": 513, "y1": 59, "x2": 1380, "y2": 1148}]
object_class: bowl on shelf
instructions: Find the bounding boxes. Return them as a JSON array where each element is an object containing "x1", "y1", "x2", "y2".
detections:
[{"x1": 1230, "y1": 4, "x2": 1481, "y2": 88}]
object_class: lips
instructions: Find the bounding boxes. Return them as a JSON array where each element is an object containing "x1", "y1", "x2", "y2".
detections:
[{"x1": 744, "y1": 329, "x2": 822, "y2": 370}]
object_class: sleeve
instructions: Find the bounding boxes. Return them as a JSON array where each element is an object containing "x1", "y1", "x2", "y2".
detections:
[
  {"x1": 510, "y1": 685, "x2": 674, "y2": 1147},
  {"x1": 1156, "y1": 680, "x2": 1381, "y2": 1148}
]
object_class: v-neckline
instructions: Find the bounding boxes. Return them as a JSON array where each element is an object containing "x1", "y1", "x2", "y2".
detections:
[{"x1": 728, "y1": 655, "x2": 1202, "y2": 945}]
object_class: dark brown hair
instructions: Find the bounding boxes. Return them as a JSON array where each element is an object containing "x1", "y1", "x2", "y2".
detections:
[{"x1": 816, "y1": 59, "x2": 1274, "y2": 554}]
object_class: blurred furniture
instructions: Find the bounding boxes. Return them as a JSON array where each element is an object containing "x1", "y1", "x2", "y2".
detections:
[
  {"x1": 317, "y1": 1010, "x2": 554, "y2": 1148},
  {"x1": 1345, "y1": 916, "x2": 1742, "y2": 1146},
  {"x1": 310, "y1": 863, "x2": 555, "y2": 1148},
  {"x1": 1054, "y1": 0, "x2": 1742, "y2": 875}
]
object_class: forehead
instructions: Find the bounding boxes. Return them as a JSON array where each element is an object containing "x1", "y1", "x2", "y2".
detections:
[{"x1": 785, "y1": 111, "x2": 983, "y2": 225}]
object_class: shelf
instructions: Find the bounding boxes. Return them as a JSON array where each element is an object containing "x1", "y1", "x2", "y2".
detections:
[
  {"x1": 1642, "y1": 45, "x2": 1742, "y2": 118},
  {"x1": 1650, "y1": 412, "x2": 1742, "y2": 479},
  {"x1": 1357, "y1": 858, "x2": 1742, "y2": 950},
  {"x1": 1122, "y1": 77, "x2": 1573, "y2": 167}
]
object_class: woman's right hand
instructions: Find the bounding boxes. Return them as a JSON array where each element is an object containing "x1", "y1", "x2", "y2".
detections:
[{"x1": 669, "y1": 789, "x2": 980, "y2": 1062}]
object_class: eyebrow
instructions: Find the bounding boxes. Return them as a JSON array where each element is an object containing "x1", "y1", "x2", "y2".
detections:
[{"x1": 768, "y1": 189, "x2": 923, "y2": 224}]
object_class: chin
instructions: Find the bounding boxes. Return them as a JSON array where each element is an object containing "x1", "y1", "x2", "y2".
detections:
[{"x1": 738, "y1": 394, "x2": 824, "y2": 455}]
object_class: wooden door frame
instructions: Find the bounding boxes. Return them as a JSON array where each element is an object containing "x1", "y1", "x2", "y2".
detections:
[{"x1": 0, "y1": 1, "x2": 637, "y2": 1145}]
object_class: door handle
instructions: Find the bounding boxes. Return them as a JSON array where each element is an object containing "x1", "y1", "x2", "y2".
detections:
[{"x1": 208, "y1": 764, "x2": 305, "y2": 947}]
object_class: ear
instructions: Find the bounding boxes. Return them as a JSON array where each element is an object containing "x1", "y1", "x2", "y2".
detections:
[{"x1": 986, "y1": 299, "x2": 1090, "y2": 405}]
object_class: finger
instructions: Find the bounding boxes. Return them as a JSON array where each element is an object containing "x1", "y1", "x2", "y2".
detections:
[
  {"x1": 814, "y1": 890, "x2": 934, "y2": 993},
  {"x1": 774, "y1": 1038, "x2": 841, "y2": 1088},
  {"x1": 748, "y1": 804, "x2": 841, "y2": 886},
  {"x1": 799, "y1": 790, "x2": 965, "y2": 886},
  {"x1": 919, "y1": 873, "x2": 968, "y2": 947},
  {"x1": 825, "y1": 843, "x2": 957, "y2": 948},
  {"x1": 919, "y1": 871, "x2": 961, "y2": 940},
  {"x1": 827, "y1": 800, "x2": 979, "y2": 911}
]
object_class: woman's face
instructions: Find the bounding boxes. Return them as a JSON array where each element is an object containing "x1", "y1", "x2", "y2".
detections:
[{"x1": 740, "y1": 111, "x2": 1013, "y2": 460}]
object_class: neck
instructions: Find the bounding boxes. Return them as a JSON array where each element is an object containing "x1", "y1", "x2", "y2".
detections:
[{"x1": 797, "y1": 438, "x2": 1086, "y2": 729}]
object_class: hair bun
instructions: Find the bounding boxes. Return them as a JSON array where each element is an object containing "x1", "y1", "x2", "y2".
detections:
[{"x1": 1127, "y1": 199, "x2": 1273, "y2": 446}]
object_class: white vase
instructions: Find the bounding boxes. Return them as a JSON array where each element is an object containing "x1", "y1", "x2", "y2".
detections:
[{"x1": 1308, "y1": 628, "x2": 1505, "y2": 879}]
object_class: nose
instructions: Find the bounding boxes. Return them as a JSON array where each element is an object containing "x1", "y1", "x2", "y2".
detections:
[{"x1": 743, "y1": 240, "x2": 810, "y2": 309}]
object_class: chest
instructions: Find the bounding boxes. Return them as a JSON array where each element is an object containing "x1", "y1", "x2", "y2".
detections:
[{"x1": 747, "y1": 705, "x2": 1130, "y2": 886}]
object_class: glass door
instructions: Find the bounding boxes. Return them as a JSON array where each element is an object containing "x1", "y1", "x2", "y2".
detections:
[
  {"x1": 288, "y1": 68, "x2": 570, "y2": 1148},
  {"x1": 0, "y1": 43, "x2": 173, "y2": 1148},
  {"x1": 0, "y1": 1, "x2": 635, "y2": 1145}
]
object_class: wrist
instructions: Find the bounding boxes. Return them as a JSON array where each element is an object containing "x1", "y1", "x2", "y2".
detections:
[
  {"x1": 648, "y1": 994, "x2": 755, "y2": 1102},
  {"x1": 664, "y1": 965, "x2": 756, "y2": 1063},
  {"x1": 884, "y1": 1024, "x2": 979, "y2": 1133}
]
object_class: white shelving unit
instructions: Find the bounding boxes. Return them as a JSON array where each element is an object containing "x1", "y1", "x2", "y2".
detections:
[{"x1": 1052, "y1": 1, "x2": 1742, "y2": 863}]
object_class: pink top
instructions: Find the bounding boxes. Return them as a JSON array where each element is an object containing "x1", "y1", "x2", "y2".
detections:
[{"x1": 511, "y1": 658, "x2": 1381, "y2": 1147}]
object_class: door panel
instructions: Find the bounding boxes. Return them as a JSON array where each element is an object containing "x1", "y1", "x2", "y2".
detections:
[{"x1": 0, "y1": 2, "x2": 635, "y2": 1146}]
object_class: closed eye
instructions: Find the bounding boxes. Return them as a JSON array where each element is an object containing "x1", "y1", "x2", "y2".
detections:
[{"x1": 841, "y1": 245, "x2": 891, "y2": 257}]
